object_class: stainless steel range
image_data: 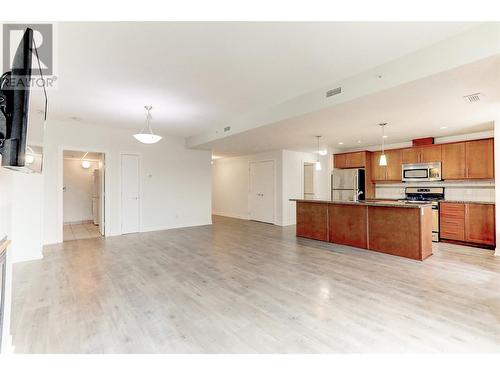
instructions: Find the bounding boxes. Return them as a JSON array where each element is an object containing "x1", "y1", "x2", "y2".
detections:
[{"x1": 399, "y1": 187, "x2": 444, "y2": 242}]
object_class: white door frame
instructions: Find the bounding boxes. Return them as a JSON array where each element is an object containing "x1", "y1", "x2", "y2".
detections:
[
  {"x1": 248, "y1": 159, "x2": 276, "y2": 225},
  {"x1": 119, "y1": 153, "x2": 142, "y2": 234},
  {"x1": 57, "y1": 146, "x2": 108, "y2": 243}
]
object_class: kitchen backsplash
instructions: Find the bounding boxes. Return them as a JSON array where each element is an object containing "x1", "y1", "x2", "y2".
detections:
[{"x1": 375, "y1": 180, "x2": 495, "y2": 202}]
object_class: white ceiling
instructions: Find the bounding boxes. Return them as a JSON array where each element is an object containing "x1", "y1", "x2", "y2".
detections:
[
  {"x1": 48, "y1": 22, "x2": 478, "y2": 137},
  {"x1": 202, "y1": 55, "x2": 500, "y2": 157}
]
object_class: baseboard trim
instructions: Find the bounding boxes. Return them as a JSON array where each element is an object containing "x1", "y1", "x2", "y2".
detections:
[
  {"x1": 139, "y1": 221, "x2": 213, "y2": 234},
  {"x1": 212, "y1": 212, "x2": 249, "y2": 220},
  {"x1": 63, "y1": 220, "x2": 94, "y2": 225},
  {"x1": 12, "y1": 253, "x2": 43, "y2": 264}
]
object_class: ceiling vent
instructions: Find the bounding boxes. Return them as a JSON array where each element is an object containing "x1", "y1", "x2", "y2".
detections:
[
  {"x1": 463, "y1": 93, "x2": 483, "y2": 103},
  {"x1": 326, "y1": 87, "x2": 342, "y2": 98}
]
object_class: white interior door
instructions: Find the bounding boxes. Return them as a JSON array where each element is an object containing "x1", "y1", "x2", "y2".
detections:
[
  {"x1": 98, "y1": 154, "x2": 105, "y2": 235},
  {"x1": 249, "y1": 160, "x2": 274, "y2": 224},
  {"x1": 121, "y1": 154, "x2": 140, "y2": 234}
]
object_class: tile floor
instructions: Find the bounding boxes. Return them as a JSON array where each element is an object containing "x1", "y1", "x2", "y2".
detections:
[{"x1": 63, "y1": 222, "x2": 102, "y2": 241}]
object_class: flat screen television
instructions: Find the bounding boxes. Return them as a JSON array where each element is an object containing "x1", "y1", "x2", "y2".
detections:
[{"x1": 0, "y1": 27, "x2": 47, "y2": 173}]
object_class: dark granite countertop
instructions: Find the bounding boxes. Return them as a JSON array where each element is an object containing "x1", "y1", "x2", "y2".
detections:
[{"x1": 289, "y1": 199, "x2": 433, "y2": 208}]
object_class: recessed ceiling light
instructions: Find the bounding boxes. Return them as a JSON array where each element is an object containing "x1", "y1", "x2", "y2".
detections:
[
  {"x1": 338, "y1": 142, "x2": 344, "y2": 145},
  {"x1": 357, "y1": 140, "x2": 361, "y2": 144},
  {"x1": 440, "y1": 126, "x2": 448, "y2": 129},
  {"x1": 383, "y1": 135, "x2": 388, "y2": 139}
]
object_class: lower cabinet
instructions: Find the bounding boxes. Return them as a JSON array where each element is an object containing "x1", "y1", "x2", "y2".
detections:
[
  {"x1": 296, "y1": 202, "x2": 329, "y2": 241},
  {"x1": 465, "y1": 204, "x2": 495, "y2": 246},
  {"x1": 329, "y1": 204, "x2": 367, "y2": 248},
  {"x1": 440, "y1": 202, "x2": 495, "y2": 247}
]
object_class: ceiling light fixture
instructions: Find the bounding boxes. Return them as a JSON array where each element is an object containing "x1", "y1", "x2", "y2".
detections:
[
  {"x1": 315, "y1": 136, "x2": 322, "y2": 171},
  {"x1": 440, "y1": 126, "x2": 448, "y2": 129},
  {"x1": 133, "y1": 105, "x2": 162, "y2": 144},
  {"x1": 338, "y1": 142, "x2": 344, "y2": 145},
  {"x1": 379, "y1": 123, "x2": 388, "y2": 166},
  {"x1": 80, "y1": 152, "x2": 91, "y2": 169}
]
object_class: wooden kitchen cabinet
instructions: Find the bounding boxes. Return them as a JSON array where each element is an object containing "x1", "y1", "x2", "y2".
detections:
[
  {"x1": 442, "y1": 139, "x2": 494, "y2": 180},
  {"x1": 371, "y1": 151, "x2": 386, "y2": 181},
  {"x1": 420, "y1": 145, "x2": 442, "y2": 163},
  {"x1": 401, "y1": 147, "x2": 420, "y2": 164},
  {"x1": 333, "y1": 153, "x2": 347, "y2": 169},
  {"x1": 333, "y1": 151, "x2": 367, "y2": 169},
  {"x1": 466, "y1": 139, "x2": 494, "y2": 179},
  {"x1": 442, "y1": 142, "x2": 467, "y2": 179},
  {"x1": 385, "y1": 149, "x2": 402, "y2": 181},
  {"x1": 296, "y1": 202, "x2": 329, "y2": 241},
  {"x1": 440, "y1": 202, "x2": 465, "y2": 241},
  {"x1": 402, "y1": 145, "x2": 441, "y2": 164},
  {"x1": 465, "y1": 203, "x2": 495, "y2": 246},
  {"x1": 370, "y1": 149, "x2": 402, "y2": 181},
  {"x1": 440, "y1": 202, "x2": 495, "y2": 247},
  {"x1": 329, "y1": 204, "x2": 368, "y2": 248}
]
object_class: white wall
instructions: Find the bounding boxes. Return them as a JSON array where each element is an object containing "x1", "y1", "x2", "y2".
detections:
[
  {"x1": 282, "y1": 150, "x2": 317, "y2": 226},
  {"x1": 212, "y1": 148, "x2": 334, "y2": 226},
  {"x1": 43, "y1": 120, "x2": 212, "y2": 244},
  {"x1": 0, "y1": 164, "x2": 43, "y2": 352},
  {"x1": 63, "y1": 159, "x2": 99, "y2": 223},
  {"x1": 0, "y1": 167, "x2": 14, "y2": 353},
  {"x1": 212, "y1": 150, "x2": 283, "y2": 225}
]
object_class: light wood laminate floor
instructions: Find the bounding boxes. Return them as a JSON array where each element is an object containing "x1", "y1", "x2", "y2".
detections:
[
  {"x1": 63, "y1": 223, "x2": 101, "y2": 241},
  {"x1": 11, "y1": 216, "x2": 500, "y2": 353}
]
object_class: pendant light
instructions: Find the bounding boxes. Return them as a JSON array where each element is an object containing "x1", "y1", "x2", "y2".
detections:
[
  {"x1": 133, "y1": 105, "x2": 163, "y2": 144},
  {"x1": 379, "y1": 123, "x2": 388, "y2": 166},
  {"x1": 315, "y1": 135, "x2": 322, "y2": 171}
]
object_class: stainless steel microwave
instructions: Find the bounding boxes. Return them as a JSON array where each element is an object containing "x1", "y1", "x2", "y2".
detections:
[{"x1": 402, "y1": 162, "x2": 442, "y2": 182}]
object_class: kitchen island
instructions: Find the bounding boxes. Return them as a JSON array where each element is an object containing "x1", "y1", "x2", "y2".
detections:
[{"x1": 291, "y1": 199, "x2": 433, "y2": 261}]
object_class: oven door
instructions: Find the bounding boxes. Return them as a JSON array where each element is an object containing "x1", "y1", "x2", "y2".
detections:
[
  {"x1": 432, "y1": 205, "x2": 439, "y2": 242},
  {"x1": 402, "y1": 167, "x2": 430, "y2": 182}
]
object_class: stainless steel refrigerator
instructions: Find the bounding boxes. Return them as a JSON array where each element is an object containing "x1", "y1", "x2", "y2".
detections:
[{"x1": 331, "y1": 169, "x2": 365, "y2": 201}]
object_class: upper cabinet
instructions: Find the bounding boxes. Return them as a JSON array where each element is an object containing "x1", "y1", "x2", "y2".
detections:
[
  {"x1": 371, "y1": 151, "x2": 386, "y2": 181},
  {"x1": 467, "y1": 139, "x2": 494, "y2": 179},
  {"x1": 371, "y1": 149, "x2": 402, "y2": 182},
  {"x1": 334, "y1": 151, "x2": 367, "y2": 169},
  {"x1": 335, "y1": 137, "x2": 493, "y2": 184},
  {"x1": 385, "y1": 149, "x2": 403, "y2": 181},
  {"x1": 442, "y1": 138, "x2": 494, "y2": 180},
  {"x1": 442, "y1": 142, "x2": 466, "y2": 179},
  {"x1": 401, "y1": 145, "x2": 441, "y2": 164},
  {"x1": 420, "y1": 145, "x2": 442, "y2": 163}
]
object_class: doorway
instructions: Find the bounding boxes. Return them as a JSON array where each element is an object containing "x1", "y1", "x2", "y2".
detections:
[
  {"x1": 62, "y1": 150, "x2": 105, "y2": 241},
  {"x1": 303, "y1": 162, "x2": 315, "y2": 199},
  {"x1": 249, "y1": 160, "x2": 275, "y2": 224},
  {"x1": 121, "y1": 154, "x2": 141, "y2": 234}
]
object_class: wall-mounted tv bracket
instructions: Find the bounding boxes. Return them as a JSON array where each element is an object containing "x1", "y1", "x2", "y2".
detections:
[{"x1": 0, "y1": 71, "x2": 13, "y2": 151}]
